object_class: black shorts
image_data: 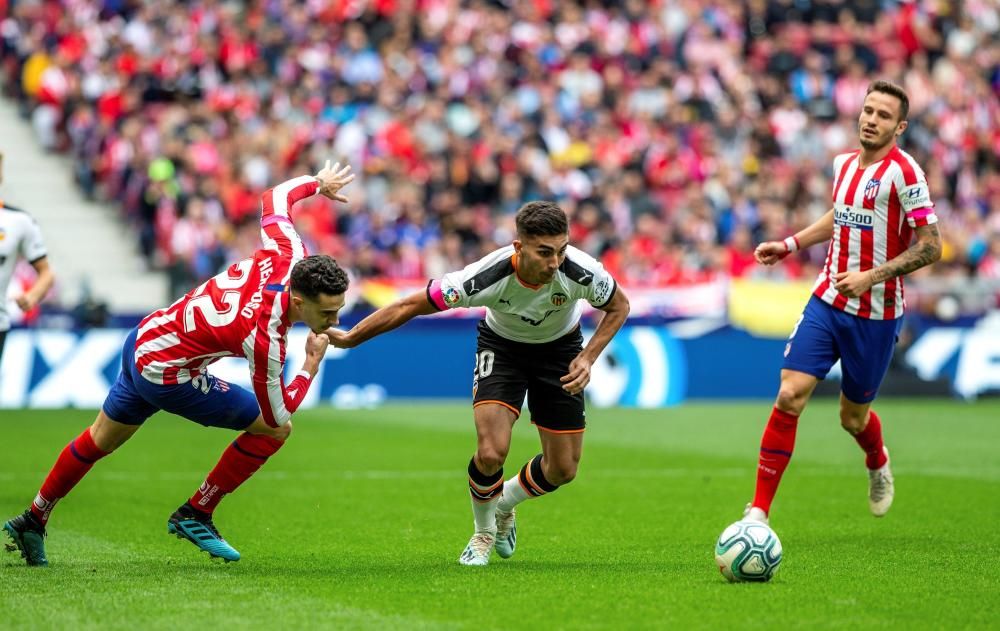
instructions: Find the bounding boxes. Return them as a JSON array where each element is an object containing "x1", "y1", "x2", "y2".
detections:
[{"x1": 472, "y1": 321, "x2": 586, "y2": 433}]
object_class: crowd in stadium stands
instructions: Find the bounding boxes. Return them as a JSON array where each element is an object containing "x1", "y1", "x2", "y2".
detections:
[{"x1": 1, "y1": 0, "x2": 997, "y2": 303}]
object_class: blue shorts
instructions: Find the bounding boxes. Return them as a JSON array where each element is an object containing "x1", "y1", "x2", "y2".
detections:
[
  {"x1": 102, "y1": 327, "x2": 261, "y2": 430},
  {"x1": 783, "y1": 296, "x2": 903, "y2": 404}
]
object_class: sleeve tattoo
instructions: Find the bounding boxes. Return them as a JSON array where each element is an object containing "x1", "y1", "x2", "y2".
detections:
[{"x1": 869, "y1": 224, "x2": 942, "y2": 284}]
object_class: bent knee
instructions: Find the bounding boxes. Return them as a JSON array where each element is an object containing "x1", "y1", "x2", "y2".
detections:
[
  {"x1": 248, "y1": 417, "x2": 293, "y2": 441},
  {"x1": 476, "y1": 447, "x2": 508, "y2": 473},
  {"x1": 839, "y1": 414, "x2": 866, "y2": 434},
  {"x1": 775, "y1": 387, "x2": 808, "y2": 414},
  {"x1": 272, "y1": 420, "x2": 293, "y2": 441}
]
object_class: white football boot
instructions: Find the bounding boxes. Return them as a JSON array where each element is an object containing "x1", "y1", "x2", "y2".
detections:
[
  {"x1": 494, "y1": 508, "x2": 516, "y2": 559},
  {"x1": 458, "y1": 531, "x2": 495, "y2": 566},
  {"x1": 868, "y1": 447, "x2": 894, "y2": 517},
  {"x1": 743, "y1": 503, "x2": 769, "y2": 525}
]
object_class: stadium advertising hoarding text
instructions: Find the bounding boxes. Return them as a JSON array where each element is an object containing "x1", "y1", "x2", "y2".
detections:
[{"x1": 2, "y1": 315, "x2": 998, "y2": 409}]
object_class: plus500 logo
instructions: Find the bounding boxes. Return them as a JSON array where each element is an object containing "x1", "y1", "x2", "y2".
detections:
[{"x1": 834, "y1": 207, "x2": 874, "y2": 229}]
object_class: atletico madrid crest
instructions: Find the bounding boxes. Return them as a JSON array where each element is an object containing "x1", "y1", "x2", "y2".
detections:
[{"x1": 864, "y1": 179, "x2": 881, "y2": 201}]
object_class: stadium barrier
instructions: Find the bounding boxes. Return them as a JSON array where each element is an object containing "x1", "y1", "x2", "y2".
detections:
[{"x1": 2, "y1": 313, "x2": 996, "y2": 409}]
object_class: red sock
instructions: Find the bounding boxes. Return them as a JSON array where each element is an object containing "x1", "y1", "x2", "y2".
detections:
[
  {"x1": 752, "y1": 407, "x2": 799, "y2": 515},
  {"x1": 31, "y1": 428, "x2": 109, "y2": 525},
  {"x1": 853, "y1": 409, "x2": 887, "y2": 469},
  {"x1": 189, "y1": 433, "x2": 285, "y2": 513}
]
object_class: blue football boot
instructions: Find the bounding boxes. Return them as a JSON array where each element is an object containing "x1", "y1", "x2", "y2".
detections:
[
  {"x1": 494, "y1": 508, "x2": 517, "y2": 559},
  {"x1": 3, "y1": 510, "x2": 49, "y2": 566},
  {"x1": 167, "y1": 504, "x2": 240, "y2": 562}
]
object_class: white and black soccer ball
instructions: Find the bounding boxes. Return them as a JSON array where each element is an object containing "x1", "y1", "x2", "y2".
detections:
[{"x1": 714, "y1": 520, "x2": 782, "y2": 582}]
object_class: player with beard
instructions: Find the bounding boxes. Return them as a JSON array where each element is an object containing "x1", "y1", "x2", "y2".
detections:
[{"x1": 743, "y1": 80, "x2": 942, "y2": 524}]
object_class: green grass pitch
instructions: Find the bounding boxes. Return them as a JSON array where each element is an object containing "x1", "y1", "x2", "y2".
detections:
[{"x1": 2, "y1": 399, "x2": 998, "y2": 629}]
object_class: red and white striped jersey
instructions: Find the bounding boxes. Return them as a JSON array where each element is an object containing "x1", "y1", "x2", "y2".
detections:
[
  {"x1": 812, "y1": 145, "x2": 937, "y2": 320},
  {"x1": 135, "y1": 175, "x2": 320, "y2": 426}
]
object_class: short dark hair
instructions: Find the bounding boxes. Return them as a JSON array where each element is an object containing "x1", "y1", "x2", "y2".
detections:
[
  {"x1": 290, "y1": 255, "x2": 349, "y2": 299},
  {"x1": 866, "y1": 80, "x2": 909, "y2": 122},
  {"x1": 515, "y1": 201, "x2": 568, "y2": 238}
]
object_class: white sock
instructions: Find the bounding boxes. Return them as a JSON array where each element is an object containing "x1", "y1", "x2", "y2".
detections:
[
  {"x1": 471, "y1": 496, "x2": 499, "y2": 534},
  {"x1": 497, "y1": 476, "x2": 531, "y2": 513}
]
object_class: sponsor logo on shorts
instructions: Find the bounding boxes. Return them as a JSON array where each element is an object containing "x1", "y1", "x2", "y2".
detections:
[{"x1": 192, "y1": 375, "x2": 212, "y2": 394}]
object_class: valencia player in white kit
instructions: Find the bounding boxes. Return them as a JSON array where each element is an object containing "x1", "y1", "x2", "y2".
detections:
[
  {"x1": 0, "y1": 151, "x2": 55, "y2": 364},
  {"x1": 329, "y1": 201, "x2": 630, "y2": 566}
]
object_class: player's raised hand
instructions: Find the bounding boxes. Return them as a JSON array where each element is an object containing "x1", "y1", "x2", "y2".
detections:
[
  {"x1": 305, "y1": 331, "x2": 329, "y2": 359},
  {"x1": 560, "y1": 354, "x2": 593, "y2": 395},
  {"x1": 315, "y1": 160, "x2": 354, "y2": 203},
  {"x1": 754, "y1": 241, "x2": 791, "y2": 266},
  {"x1": 832, "y1": 271, "x2": 873, "y2": 298}
]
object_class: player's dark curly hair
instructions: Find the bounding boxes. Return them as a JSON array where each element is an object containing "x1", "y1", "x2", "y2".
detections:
[
  {"x1": 290, "y1": 255, "x2": 349, "y2": 299},
  {"x1": 515, "y1": 201, "x2": 568, "y2": 238},
  {"x1": 867, "y1": 80, "x2": 909, "y2": 122}
]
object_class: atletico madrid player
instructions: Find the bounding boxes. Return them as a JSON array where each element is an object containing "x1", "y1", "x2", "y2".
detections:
[
  {"x1": 3, "y1": 161, "x2": 354, "y2": 566},
  {"x1": 744, "y1": 80, "x2": 942, "y2": 525}
]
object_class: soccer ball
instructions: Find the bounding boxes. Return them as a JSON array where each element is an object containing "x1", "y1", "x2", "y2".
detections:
[{"x1": 714, "y1": 520, "x2": 782, "y2": 582}]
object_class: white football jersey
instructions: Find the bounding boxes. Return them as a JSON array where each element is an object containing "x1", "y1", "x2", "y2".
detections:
[
  {"x1": 437, "y1": 244, "x2": 617, "y2": 343},
  {"x1": 0, "y1": 202, "x2": 48, "y2": 331}
]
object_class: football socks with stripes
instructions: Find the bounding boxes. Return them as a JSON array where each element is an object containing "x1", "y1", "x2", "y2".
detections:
[
  {"x1": 189, "y1": 433, "x2": 285, "y2": 513},
  {"x1": 31, "y1": 428, "x2": 109, "y2": 525},
  {"x1": 497, "y1": 454, "x2": 559, "y2": 513},
  {"x1": 752, "y1": 407, "x2": 798, "y2": 516},
  {"x1": 853, "y1": 409, "x2": 888, "y2": 470},
  {"x1": 467, "y1": 457, "x2": 503, "y2": 534}
]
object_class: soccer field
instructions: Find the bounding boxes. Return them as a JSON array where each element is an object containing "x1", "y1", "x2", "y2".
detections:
[{"x1": 2, "y1": 400, "x2": 997, "y2": 629}]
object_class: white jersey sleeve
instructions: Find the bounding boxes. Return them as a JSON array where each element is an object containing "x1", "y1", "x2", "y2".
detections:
[
  {"x1": 20, "y1": 215, "x2": 48, "y2": 263},
  {"x1": 437, "y1": 245, "x2": 516, "y2": 310},
  {"x1": 562, "y1": 245, "x2": 617, "y2": 308}
]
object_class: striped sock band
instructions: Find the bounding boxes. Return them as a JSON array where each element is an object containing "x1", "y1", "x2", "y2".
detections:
[
  {"x1": 518, "y1": 454, "x2": 559, "y2": 498},
  {"x1": 468, "y1": 458, "x2": 503, "y2": 503}
]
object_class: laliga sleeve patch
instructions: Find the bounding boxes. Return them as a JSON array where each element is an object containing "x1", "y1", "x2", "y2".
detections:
[
  {"x1": 443, "y1": 286, "x2": 461, "y2": 307},
  {"x1": 899, "y1": 183, "x2": 931, "y2": 213}
]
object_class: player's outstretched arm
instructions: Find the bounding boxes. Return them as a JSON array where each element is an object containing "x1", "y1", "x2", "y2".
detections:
[
  {"x1": 561, "y1": 287, "x2": 630, "y2": 395},
  {"x1": 260, "y1": 161, "x2": 353, "y2": 257},
  {"x1": 326, "y1": 290, "x2": 439, "y2": 349},
  {"x1": 833, "y1": 223, "x2": 942, "y2": 298},
  {"x1": 755, "y1": 208, "x2": 835, "y2": 266}
]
